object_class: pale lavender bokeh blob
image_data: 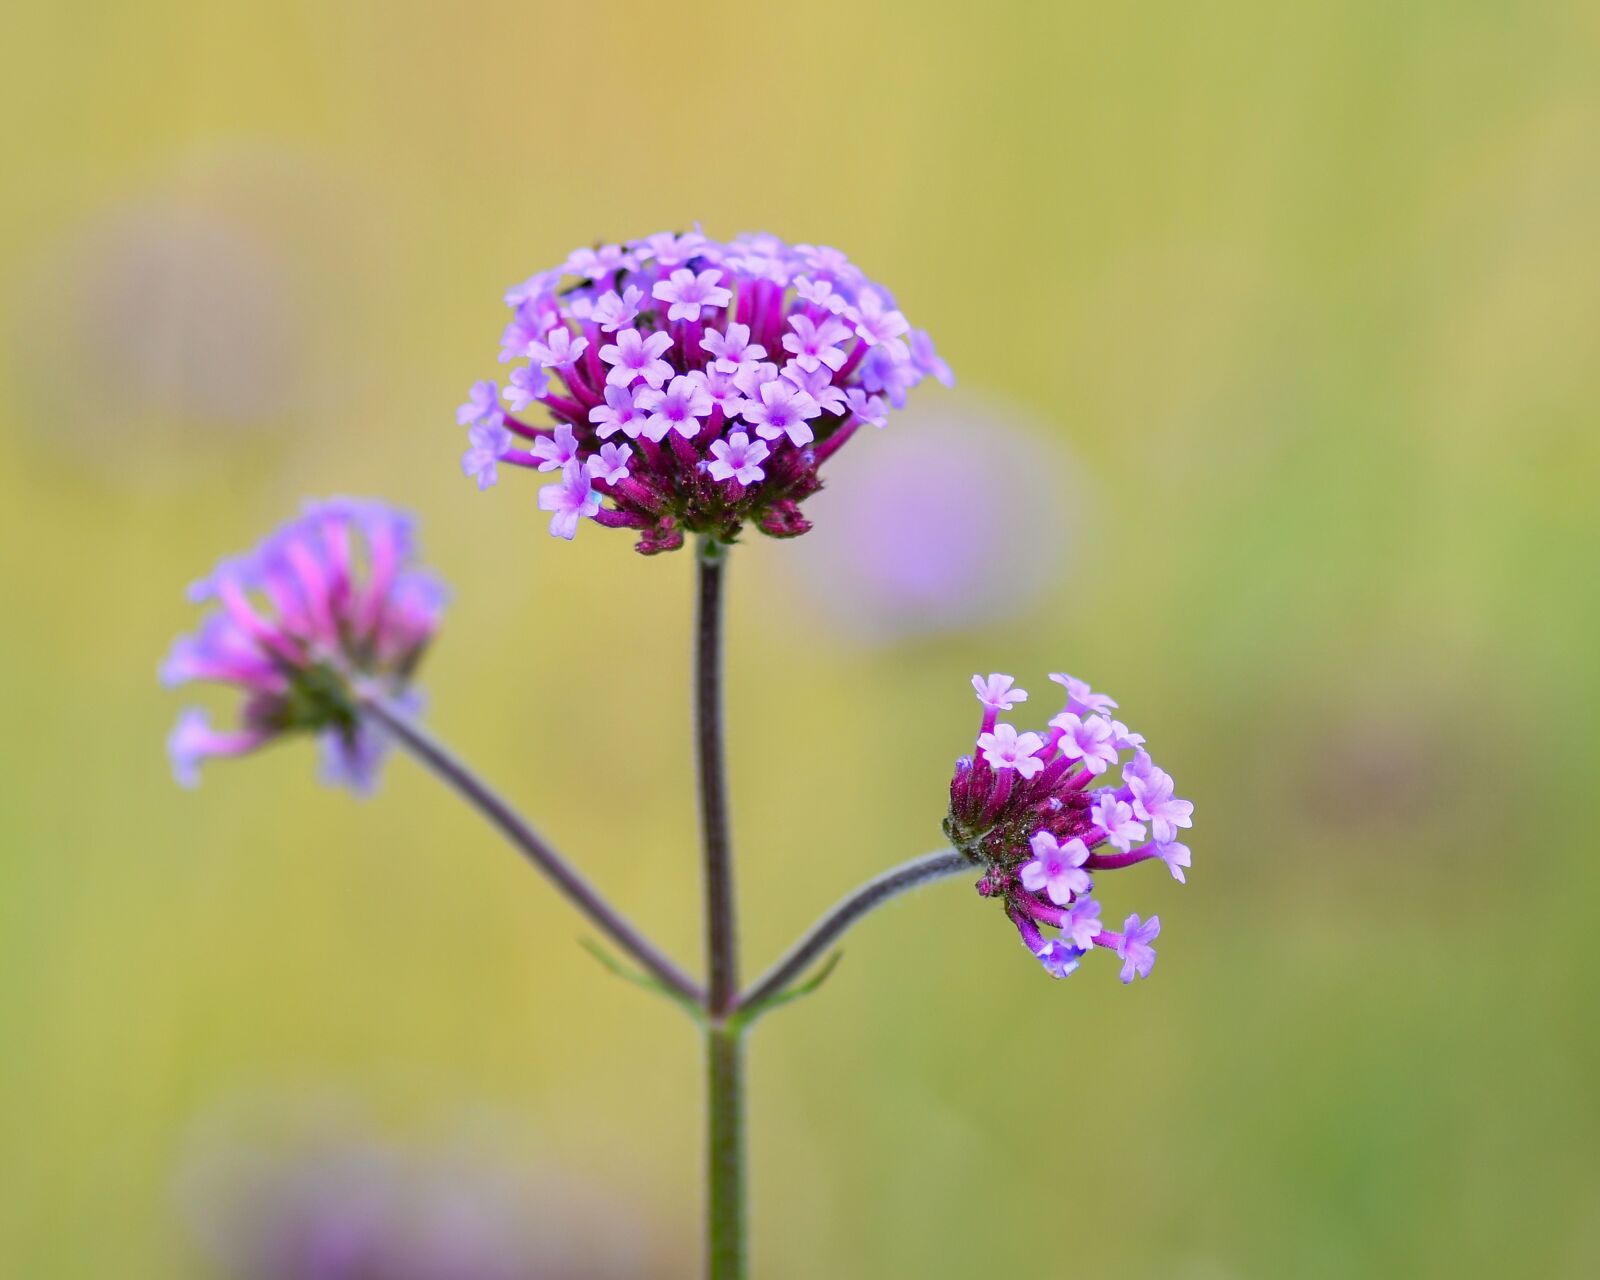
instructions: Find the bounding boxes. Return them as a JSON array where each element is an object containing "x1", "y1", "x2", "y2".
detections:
[
  {"x1": 16, "y1": 203, "x2": 302, "y2": 438},
  {"x1": 784, "y1": 395, "x2": 1075, "y2": 644},
  {"x1": 174, "y1": 1094, "x2": 669, "y2": 1280},
  {"x1": 9, "y1": 144, "x2": 377, "y2": 484}
]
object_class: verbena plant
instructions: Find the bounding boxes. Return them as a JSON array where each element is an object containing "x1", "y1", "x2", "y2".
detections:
[{"x1": 165, "y1": 229, "x2": 1193, "y2": 1279}]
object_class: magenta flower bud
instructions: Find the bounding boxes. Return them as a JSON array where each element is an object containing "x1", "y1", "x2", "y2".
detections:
[
  {"x1": 943, "y1": 672, "x2": 1194, "y2": 983},
  {"x1": 162, "y1": 498, "x2": 445, "y2": 793},
  {"x1": 456, "y1": 230, "x2": 950, "y2": 553}
]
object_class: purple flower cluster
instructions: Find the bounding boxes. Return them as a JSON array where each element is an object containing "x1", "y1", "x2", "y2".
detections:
[
  {"x1": 162, "y1": 499, "x2": 443, "y2": 793},
  {"x1": 948, "y1": 674, "x2": 1194, "y2": 983},
  {"x1": 456, "y1": 230, "x2": 952, "y2": 553}
]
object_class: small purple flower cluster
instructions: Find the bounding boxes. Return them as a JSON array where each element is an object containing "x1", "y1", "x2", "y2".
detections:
[
  {"x1": 457, "y1": 230, "x2": 952, "y2": 553},
  {"x1": 948, "y1": 674, "x2": 1194, "y2": 982},
  {"x1": 161, "y1": 499, "x2": 443, "y2": 793}
]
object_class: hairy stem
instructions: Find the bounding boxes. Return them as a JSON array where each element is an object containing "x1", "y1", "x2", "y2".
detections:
[
  {"x1": 737, "y1": 849, "x2": 972, "y2": 1012},
  {"x1": 359, "y1": 691, "x2": 702, "y2": 1005},
  {"x1": 694, "y1": 536, "x2": 744, "y2": 1280},
  {"x1": 697, "y1": 537, "x2": 738, "y2": 1016},
  {"x1": 706, "y1": 1021, "x2": 746, "y2": 1280}
]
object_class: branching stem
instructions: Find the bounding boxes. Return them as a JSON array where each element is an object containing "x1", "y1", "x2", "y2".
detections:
[
  {"x1": 359, "y1": 691, "x2": 702, "y2": 1006},
  {"x1": 737, "y1": 850, "x2": 972, "y2": 1013}
]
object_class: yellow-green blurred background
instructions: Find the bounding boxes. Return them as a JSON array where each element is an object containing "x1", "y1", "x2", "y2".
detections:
[{"x1": 3, "y1": 2, "x2": 1598, "y2": 1276}]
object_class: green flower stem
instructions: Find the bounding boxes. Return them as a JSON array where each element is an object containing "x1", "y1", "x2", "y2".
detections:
[
  {"x1": 696, "y1": 536, "x2": 738, "y2": 1017},
  {"x1": 705, "y1": 1019, "x2": 747, "y2": 1280},
  {"x1": 695, "y1": 535, "x2": 745, "y2": 1279}
]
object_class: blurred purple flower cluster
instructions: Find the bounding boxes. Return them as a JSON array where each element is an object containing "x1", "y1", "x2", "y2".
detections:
[
  {"x1": 162, "y1": 499, "x2": 442, "y2": 792},
  {"x1": 178, "y1": 1108, "x2": 661, "y2": 1280},
  {"x1": 949, "y1": 673, "x2": 1194, "y2": 982},
  {"x1": 456, "y1": 229, "x2": 952, "y2": 552}
]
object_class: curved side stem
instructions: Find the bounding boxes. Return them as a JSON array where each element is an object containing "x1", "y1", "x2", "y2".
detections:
[
  {"x1": 737, "y1": 849, "x2": 973, "y2": 1012},
  {"x1": 359, "y1": 691, "x2": 703, "y2": 1006}
]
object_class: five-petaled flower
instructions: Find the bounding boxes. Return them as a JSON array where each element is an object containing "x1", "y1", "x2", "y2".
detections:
[
  {"x1": 639, "y1": 374, "x2": 713, "y2": 442},
  {"x1": 532, "y1": 423, "x2": 581, "y2": 472},
  {"x1": 462, "y1": 422, "x2": 511, "y2": 491},
  {"x1": 1051, "y1": 711, "x2": 1118, "y2": 776},
  {"x1": 1033, "y1": 939, "x2": 1082, "y2": 980},
  {"x1": 1050, "y1": 672, "x2": 1117, "y2": 717},
  {"x1": 975, "y1": 723, "x2": 1046, "y2": 778},
  {"x1": 505, "y1": 365, "x2": 548, "y2": 413},
  {"x1": 850, "y1": 287, "x2": 910, "y2": 357},
  {"x1": 499, "y1": 304, "x2": 548, "y2": 363},
  {"x1": 702, "y1": 323, "x2": 767, "y2": 373},
  {"x1": 972, "y1": 673, "x2": 1029, "y2": 716},
  {"x1": 1126, "y1": 752, "x2": 1195, "y2": 843},
  {"x1": 539, "y1": 461, "x2": 601, "y2": 539},
  {"x1": 589, "y1": 385, "x2": 646, "y2": 440},
  {"x1": 1091, "y1": 793, "x2": 1146, "y2": 853},
  {"x1": 600, "y1": 327, "x2": 675, "y2": 389},
  {"x1": 527, "y1": 326, "x2": 588, "y2": 369},
  {"x1": 1155, "y1": 840, "x2": 1191, "y2": 884},
  {"x1": 1063, "y1": 897, "x2": 1103, "y2": 950},
  {"x1": 590, "y1": 442, "x2": 633, "y2": 485},
  {"x1": 706, "y1": 432, "x2": 770, "y2": 486},
  {"x1": 1020, "y1": 832, "x2": 1092, "y2": 905},
  {"x1": 741, "y1": 379, "x2": 820, "y2": 447},
  {"x1": 457, "y1": 380, "x2": 503, "y2": 429},
  {"x1": 653, "y1": 267, "x2": 732, "y2": 322},
  {"x1": 1111, "y1": 914, "x2": 1161, "y2": 984},
  {"x1": 794, "y1": 275, "x2": 848, "y2": 313},
  {"x1": 591, "y1": 285, "x2": 644, "y2": 332},
  {"x1": 946, "y1": 672, "x2": 1193, "y2": 984},
  {"x1": 782, "y1": 314, "x2": 853, "y2": 373},
  {"x1": 783, "y1": 363, "x2": 847, "y2": 416}
]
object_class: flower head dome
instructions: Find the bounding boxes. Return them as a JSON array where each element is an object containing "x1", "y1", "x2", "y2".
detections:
[
  {"x1": 949, "y1": 673, "x2": 1194, "y2": 982},
  {"x1": 161, "y1": 499, "x2": 444, "y2": 792},
  {"x1": 457, "y1": 229, "x2": 952, "y2": 553}
]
